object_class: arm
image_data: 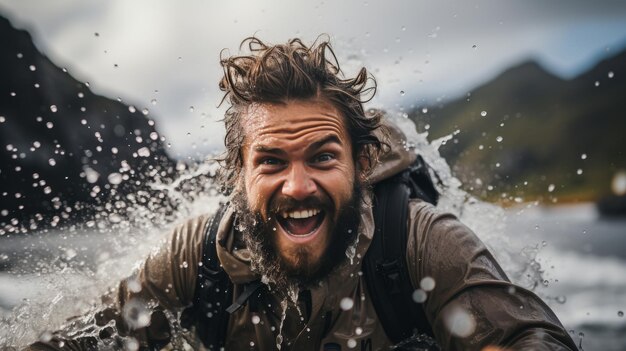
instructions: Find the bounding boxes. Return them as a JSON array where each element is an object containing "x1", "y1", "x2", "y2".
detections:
[
  {"x1": 26, "y1": 215, "x2": 211, "y2": 351},
  {"x1": 406, "y1": 201, "x2": 578, "y2": 351}
]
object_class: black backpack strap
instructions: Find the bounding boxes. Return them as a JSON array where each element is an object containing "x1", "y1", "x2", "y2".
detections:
[
  {"x1": 406, "y1": 155, "x2": 440, "y2": 206},
  {"x1": 180, "y1": 204, "x2": 264, "y2": 350},
  {"x1": 363, "y1": 156, "x2": 437, "y2": 344},
  {"x1": 180, "y1": 204, "x2": 231, "y2": 350}
]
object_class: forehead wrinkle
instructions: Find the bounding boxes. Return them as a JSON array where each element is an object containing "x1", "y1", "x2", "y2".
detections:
[{"x1": 256, "y1": 115, "x2": 345, "y2": 135}]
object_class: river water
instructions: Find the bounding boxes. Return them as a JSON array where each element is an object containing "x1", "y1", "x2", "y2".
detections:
[{"x1": 1, "y1": 117, "x2": 624, "y2": 349}]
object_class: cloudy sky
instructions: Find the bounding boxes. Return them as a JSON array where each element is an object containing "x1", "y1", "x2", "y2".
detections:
[{"x1": 1, "y1": 0, "x2": 625, "y2": 158}]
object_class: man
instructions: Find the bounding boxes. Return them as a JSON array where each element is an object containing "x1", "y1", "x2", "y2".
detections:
[{"x1": 29, "y1": 37, "x2": 577, "y2": 350}]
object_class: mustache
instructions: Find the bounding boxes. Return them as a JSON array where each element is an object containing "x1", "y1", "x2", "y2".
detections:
[{"x1": 268, "y1": 193, "x2": 333, "y2": 214}]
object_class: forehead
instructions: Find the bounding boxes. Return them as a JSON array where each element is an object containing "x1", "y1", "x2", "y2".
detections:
[{"x1": 241, "y1": 100, "x2": 350, "y2": 148}]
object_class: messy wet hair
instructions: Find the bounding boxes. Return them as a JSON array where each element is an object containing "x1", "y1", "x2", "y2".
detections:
[{"x1": 216, "y1": 36, "x2": 386, "y2": 193}]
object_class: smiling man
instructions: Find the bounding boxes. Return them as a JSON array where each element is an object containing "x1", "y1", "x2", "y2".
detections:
[{"x1": 29, "y1": 37, "x2": 577, "y2": 351}]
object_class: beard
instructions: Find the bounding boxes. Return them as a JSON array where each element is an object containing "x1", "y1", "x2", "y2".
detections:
[{"x1": 232, "y1": 182, "x2": 363, "y2": 292}]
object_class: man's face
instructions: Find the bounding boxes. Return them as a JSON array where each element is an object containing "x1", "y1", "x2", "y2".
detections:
[{"x1": 239, "y1": 99, "x2": 358, "y2": 282}]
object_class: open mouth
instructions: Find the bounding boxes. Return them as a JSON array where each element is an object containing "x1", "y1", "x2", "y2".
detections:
[{"x1": 276, "y1": 208, "x2": 325, "y2": 237}]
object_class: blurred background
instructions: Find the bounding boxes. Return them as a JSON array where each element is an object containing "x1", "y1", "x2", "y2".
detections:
[{"x1": 1, "y1": 0, "x2": 625, "y2": 349}]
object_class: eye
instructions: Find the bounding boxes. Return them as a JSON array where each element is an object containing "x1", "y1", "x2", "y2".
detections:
[
  {"x1": 260, "y1": 157, "x2": 284, "y2": 166},
  {"x1": 313, "y1": 153, "x2": 335, "y2": 163}
]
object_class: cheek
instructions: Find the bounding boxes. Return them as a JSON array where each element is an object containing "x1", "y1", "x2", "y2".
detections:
[
  {"x1": 318, "y1": 167, "x2": 356, "y2": 205},
  {"x1": 243, "y1": 170, "x2": 278, "y2": 216}
]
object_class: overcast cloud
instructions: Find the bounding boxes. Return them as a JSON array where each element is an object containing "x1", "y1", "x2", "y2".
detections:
[{"x1": 1, "y1": 0, "x2": 625, "y2": 157}]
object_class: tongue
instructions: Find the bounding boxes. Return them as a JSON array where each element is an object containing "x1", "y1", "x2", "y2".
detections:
[{"x1": 282, "y1": 215, "x2": 320, "y2": 235}]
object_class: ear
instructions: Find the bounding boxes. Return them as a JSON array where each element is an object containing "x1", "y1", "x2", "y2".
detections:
[{"x1": 356, "y1": 152, "x2": 372, "y2": 184}]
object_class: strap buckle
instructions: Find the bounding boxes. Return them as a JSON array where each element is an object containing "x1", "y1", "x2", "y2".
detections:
[{"x1": 376, "y1": 259, "x2": 403, "y2": 294}]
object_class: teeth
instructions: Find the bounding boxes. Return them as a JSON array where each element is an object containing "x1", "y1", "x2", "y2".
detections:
[{"x1": 281, "y1": 209, "x2": 320, "y2": 219}]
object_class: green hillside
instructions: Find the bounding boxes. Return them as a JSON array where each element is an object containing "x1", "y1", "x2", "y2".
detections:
[{"x1": 410, "y1": 49, "x2": 626, "y2": 204}]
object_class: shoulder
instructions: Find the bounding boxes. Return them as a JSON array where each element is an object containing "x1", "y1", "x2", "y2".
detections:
[
  {"x1": 166, "y1": 213, "x2": 213, "y2": 254},
  {"x1": 405, "y1": 200, "x2": 507, "y2": 287}
]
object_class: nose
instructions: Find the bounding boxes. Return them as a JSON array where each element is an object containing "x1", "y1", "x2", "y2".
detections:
[{"x1": 281, "y1": 163, "x2": 317, "y2": 200}]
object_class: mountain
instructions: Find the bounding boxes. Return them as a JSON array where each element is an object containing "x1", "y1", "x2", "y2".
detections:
[
  {"x1": 0, "y1": 16, "x2": 175, "y2": 232},
  {"x1": 410, "y1": 48, "x2": 626, "y2": 203}
]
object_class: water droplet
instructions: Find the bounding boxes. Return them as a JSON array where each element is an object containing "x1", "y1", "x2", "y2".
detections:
[
  {"x1": 39, "y1": 331, "x2": 53, "y2": 343},
  {"x1": 355, "y1": 327, "x2": 363, "y2": 335},
  {"x1": 401, "y1": 26, "x2": 406, "y2": 31},
  {"x1": 16, "y1": 53, "x2": 23, "y2": 59},
  {"x1": 577, "y1": 169, "x2": 583, "y2": 175},
  {"x1": 412, "y1": 289, "x2": 427, "y2": 303},
  {"x1": 444, "y1": 306, "x2": 476, "y2": 337},
  {"x1": 555, "y1": 295, "x2": 567, "y2": 304},
  {"x1": 340, "y1": 297, "x2": 354, "y2": 310},
  {"x1": 548, "y1": 184, "x2": 555, "y2": 192},
  {"x1": 276, "y1": 335, "x2": 283, "y2": 349},
  {"x1": 420, "y1": 276, "x2": 436, "y2": 291},
  {"x1": 48, "y1": 158, "x2": 56, "y2": 166},
  {"x1": 189, "y1": 106, "x2": 195, "y2": 112},
  {"x1": 150, "y1": 132, "x2": 159, "y2": 140},
  {"x1": 124, "y1": 338, "x2": 139, "y2": 351},
  {"x1": 608, "y1": 71, "x2": 614, "y2": 79},
  {"x1": 496, "y1": 136, "x2": 503, "y2": 143},
  {"x1": 80, "y1": 119, "x2": 87, "y2": 125},
  {"x1": 137, "y1": 147, "x2": 151, "y2": 157},
  {"x1": 347, "y1": 339, "x2": 357, "y2": 348},
  {"x1": 128, "y1": 105, "x2": 136, "y2": 113},
  {"x1": 142, "y1": 108, "x2": 149, "y2": 116},
  {"x1": 542, "y1": 241, "x2": 547, "y2": 247},
  {"x1": 94, "y1": 32, "x2": 100, "y2": 37},
  {"x1": 480, "y1": 111, "x2": 487, "y2": 117},
  {"x1": 46, "y1": 122, "x2": 53, "y2": 129},
  {"x1": 111, "y1": 147, "x2": 118, "y2": 154},
  {"x1": 10, "y1": 92, "x2": 16, "y2": 97},
  {"x1": 422, "y1": 107, "x2": 428, "y2": 114},
  {"x1": 400, "y1": 90, "x2": 405, "y2": 96},
  {"x1": 151, "y1": 99, "x2": 157, "y2": 105},
  {"x1": 123, "y1": 299, "x2": 151, "y2": 329},
  {"x1": 594, "y1": 81, "x2": 600, "y2": 87},
  {"x1": 84, "y1": 167, "x2": 100, "y2": 183},
  {"x1": 50, "y1": 105, "x2": 58, "y2": 113},
  {"x1": 581, "y1": 153, "x2": 587, "y2": 160},
  {"x1": 251, "y1": 314, "x2": 261, "y2": 324},
  {"x1": 78, "y1": 92, "x2": 84, "y2": 98},
  {"x1": 29, "y1": 65, "x2": 36, "y2": 71},
  {"x1": 107, "y1": 173, "x2": 122, "y2": 185},
  {"x1": 618, "y1": 311, "x2": 624, "y2": 317},
  {"x1": 472, "y1": 44, "x2": 477, "y2": 49},
  {"x1": 43, "y1": 186, "x2": 52, "y2": 194},
  {"x1": 0, "y1": 116, "x2": 5, "y2": 123}
]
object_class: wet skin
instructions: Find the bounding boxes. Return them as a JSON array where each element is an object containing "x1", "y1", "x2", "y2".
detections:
[{"x1": 241, "y1": 99, "x2": 356, "y2": 272}]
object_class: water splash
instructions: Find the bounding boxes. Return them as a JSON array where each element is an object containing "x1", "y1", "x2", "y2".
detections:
[{"x1": 1, "y1": 114, "x2": 551, "y2": 348}]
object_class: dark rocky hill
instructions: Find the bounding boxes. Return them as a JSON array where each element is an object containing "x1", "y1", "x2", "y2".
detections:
[
  {"x1": 411, "y1": 47, "x2": 626, "y2": 203},
  {"x1": 0, "y1": 16, "x2": 175, "y2": 232}
]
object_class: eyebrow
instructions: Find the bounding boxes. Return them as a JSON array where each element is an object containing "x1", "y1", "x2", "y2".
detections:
[
  {"x1": 253, "y1": 135, "x2": 342, "y2": 155},
  {"x1": 306, "y1": 135, "x2": 342, "y2": 153}
]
